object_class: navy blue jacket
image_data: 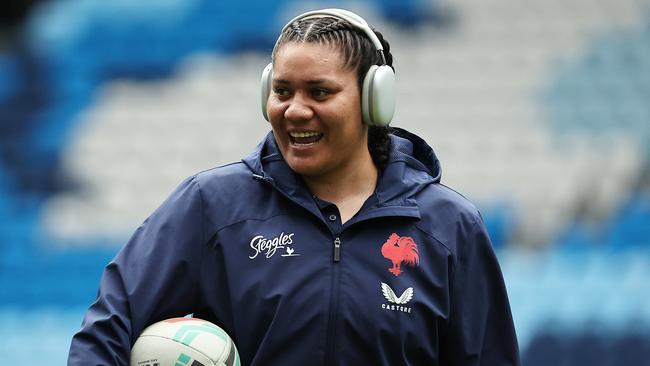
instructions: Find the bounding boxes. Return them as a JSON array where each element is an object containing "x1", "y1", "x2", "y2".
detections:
[{"x1": 68, "y1": 128, "x2": 520, "y2": 365}]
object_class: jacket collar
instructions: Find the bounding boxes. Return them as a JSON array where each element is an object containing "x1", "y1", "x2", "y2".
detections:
[
  {"x1": 242, "y1": 128, "x2": 442, "y2": 222},
  {"x1": 243, "y1": 133, "x2": 321, "y2": 217}
]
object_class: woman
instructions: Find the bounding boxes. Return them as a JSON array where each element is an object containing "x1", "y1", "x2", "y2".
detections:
[{"x1": 68, "y1": 8, "x2": 520, "y2": 366}]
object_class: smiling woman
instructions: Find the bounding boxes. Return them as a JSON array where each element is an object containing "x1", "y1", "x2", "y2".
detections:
[
  {"x1": 69, "y1": 8, "x2": 520, "y2": 366},
  {"x1": 268, "y1": 41, "x2": 374, "y2": 220},
  {"x1": 262, "y1": 10, "x2": 396, "y2": 223}
]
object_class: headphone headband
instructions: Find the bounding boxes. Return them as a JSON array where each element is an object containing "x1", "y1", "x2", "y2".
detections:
[{"x1": 274, "y1": 8, "x2": 387, "y2": 64}]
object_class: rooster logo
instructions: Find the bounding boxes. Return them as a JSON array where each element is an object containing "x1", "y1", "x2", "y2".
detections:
[{"x1": 381, "y1": 233, "x2": 419, "y2": 276}]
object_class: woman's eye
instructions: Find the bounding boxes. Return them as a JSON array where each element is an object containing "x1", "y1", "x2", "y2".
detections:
[
  {"x1": 311, "y1": 88, "x2": 330, "y2": 98},
  {"x1": 273, "y1": 87, "x2": 290, "y2": 97}
]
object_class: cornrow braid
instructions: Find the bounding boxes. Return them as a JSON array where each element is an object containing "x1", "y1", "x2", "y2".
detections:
[
  {"x1": 286, "y1": 22, "x2": 307, "y2": 38},
  {"x1": 274, "y1": 17, "x2": 369, "y2": 75},
  {"x1": 273, "y1": 15, "x2": 394, "y2": 171},
  {"x1": 310, "y1": 18, "x2": 350, "y2": 35}
]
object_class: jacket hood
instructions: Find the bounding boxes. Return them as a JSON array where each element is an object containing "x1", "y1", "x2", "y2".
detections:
[
  {"x1": 386, "y1": 127, "x2": 441, "y2": 183},
  {"x1": 242, "y1": 127, "x2": 441, "y2": 210}
]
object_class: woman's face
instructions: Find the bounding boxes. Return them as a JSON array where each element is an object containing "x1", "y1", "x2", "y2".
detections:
[{"x1": 267, "y1": 41, "x2": 370, "y2": 179}]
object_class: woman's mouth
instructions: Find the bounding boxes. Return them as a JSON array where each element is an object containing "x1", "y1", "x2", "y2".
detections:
[{"x1": 289, "y1": 131, "x2": 323, "y2": 145}]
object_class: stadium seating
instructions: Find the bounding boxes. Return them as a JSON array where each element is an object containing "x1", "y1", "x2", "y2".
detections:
[{"x1": 1, "y1": 0, "x2": 649, "y2": 364}]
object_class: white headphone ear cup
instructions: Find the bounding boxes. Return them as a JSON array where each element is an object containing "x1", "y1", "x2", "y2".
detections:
[
  {"x1": 260, "y1": 63, "x2": 273, "y2": 122},
  {"x1": 361, "y1": 65, "x2": 395, "y2": 126},
  {"x1": 361, "y1": 65, "x2": 377, "y2": 126}
]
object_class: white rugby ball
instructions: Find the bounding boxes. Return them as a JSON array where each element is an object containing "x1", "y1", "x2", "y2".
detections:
[{"x1": 130, "y1": 317, "x2": 240, "y2": 366}]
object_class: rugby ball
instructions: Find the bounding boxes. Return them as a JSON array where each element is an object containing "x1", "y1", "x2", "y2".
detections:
[{"x1": 130, "y1": 317, "x2": 240, "y2": 366}]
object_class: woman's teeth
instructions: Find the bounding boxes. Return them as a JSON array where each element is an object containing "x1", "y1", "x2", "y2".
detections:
[
  {"x1": 289, "y1": 131, "x2": 323, "y2": 144},
  {"x1": 290, "y1": 132, "x2": 321, "y2": 138}
]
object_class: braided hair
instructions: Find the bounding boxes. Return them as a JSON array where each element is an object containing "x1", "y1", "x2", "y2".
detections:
[{"x1": 272, "y1": 16, "x2": 393, "y2": 170}]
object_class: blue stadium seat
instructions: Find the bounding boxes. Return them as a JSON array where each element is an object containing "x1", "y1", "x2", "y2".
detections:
[
  {"x1": 0, "y1": 54, "x2": 21, "y2": 102},
  {"x1": 608, "y1": 193, "x2": 650, "y2": 248}
]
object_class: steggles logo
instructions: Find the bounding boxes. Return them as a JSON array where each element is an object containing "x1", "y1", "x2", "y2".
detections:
[{"x1": 249, "y1": 232, "x2": 300, "y2": 259}]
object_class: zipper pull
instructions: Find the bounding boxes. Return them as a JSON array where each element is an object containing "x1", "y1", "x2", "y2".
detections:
[{"x1": 333, "y1": 237, "x2": 341, "y2": 262}]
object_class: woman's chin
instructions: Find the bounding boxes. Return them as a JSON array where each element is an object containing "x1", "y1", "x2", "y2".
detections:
[{"x1": 285, "y1": 157, "x2": 329, "y2": 178}]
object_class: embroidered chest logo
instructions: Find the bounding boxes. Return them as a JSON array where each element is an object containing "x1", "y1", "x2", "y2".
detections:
[
  {"x1": 249, "y1": 232, "x2": 300, "y2": 259},
  {"x1": 381, "y1": 233, "x2": 419, "y2": 276},
  {"x1": 381, "y1": 282, "x2": 414, "y2": 313}
]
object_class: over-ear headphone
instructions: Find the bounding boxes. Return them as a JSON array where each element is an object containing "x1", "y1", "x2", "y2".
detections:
[{"x1": 260, "y1": 8, "x2": 395, "y2": 127}]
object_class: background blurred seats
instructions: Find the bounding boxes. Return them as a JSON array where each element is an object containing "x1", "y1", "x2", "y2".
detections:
[{"x1": 0, "y1": 0, "x2": 649, "y2": 364}]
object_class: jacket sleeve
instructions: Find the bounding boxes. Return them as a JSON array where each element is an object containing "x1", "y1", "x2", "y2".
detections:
[
  {"x1": 440, "y1": 217, "x2": 521, "y2": 366},
  {"x1": 67, "y1": 176, "x2": 207, "y2": 365}
]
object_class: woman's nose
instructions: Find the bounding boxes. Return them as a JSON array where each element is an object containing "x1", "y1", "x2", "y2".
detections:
[{"x1": 284, "y1": 93, "x2": 314, "y2": 121}]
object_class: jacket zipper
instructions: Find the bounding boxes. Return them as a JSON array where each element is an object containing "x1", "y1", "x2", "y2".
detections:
[
  {"x1": 333, "y1": 236, "x2": 341, "y2": 262},
  {"x1": 325, "y1": 235, "x2": 342, "y2": 365}
]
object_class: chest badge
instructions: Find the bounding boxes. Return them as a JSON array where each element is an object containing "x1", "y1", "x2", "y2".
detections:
[
  {"x1": 381, "y1": 233, "x2": 419, "y2": 276},
  {"x1": 381, "y1": 282, "x2": 413, "y2": 304},
  {"x1": 249, "y1": 232, "x2": 300, "y2": 259},
  {"x1": 381, "y1": 282, "x2": 414, "y2": 313}
]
